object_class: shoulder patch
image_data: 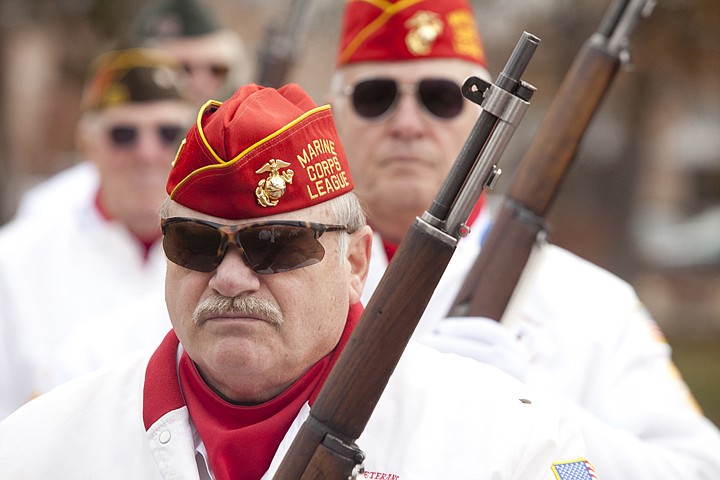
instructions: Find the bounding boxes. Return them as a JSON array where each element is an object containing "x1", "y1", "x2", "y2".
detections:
[{"x1": 552, "y1": 458, "x2": 598, "y2": 479}]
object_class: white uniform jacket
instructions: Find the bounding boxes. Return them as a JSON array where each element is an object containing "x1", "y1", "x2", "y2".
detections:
[
  {"x1": 0, "y1": 170, "x2": 169, "y2": 419},
  {"x1": 0, "y1": 337, "x2": 593, "y2": 480},
  {"x1": 362, "y1": 207, "x2": 720, "y2": 479}
]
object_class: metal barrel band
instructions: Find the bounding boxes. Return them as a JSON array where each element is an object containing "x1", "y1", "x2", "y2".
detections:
[
  {"x1": 506, "y1": 198, "x2": 550, "y2": 237},
  {"x1": 304, "y1": 414, "x2": 366, "y2": 465}
]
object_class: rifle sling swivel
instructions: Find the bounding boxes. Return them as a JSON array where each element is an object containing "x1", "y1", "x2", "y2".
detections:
[
  {"x1": 304, "y1": 414, "x2": 367, "y2": 465},
  {"x1": 506, "y1": 198, "x2": 549, "y2": 238}
]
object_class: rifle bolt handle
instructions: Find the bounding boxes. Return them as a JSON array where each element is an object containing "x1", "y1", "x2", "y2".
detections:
[{"x1": 485, "y1": 166, "x2": 503, "y2": 189}]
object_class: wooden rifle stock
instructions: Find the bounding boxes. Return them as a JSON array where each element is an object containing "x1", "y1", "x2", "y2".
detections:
[
  {"x1": 272, "y1": 32, "x2": 541, "y2": 480},
  {"x1": 279, "y1": 225, "x2": 456, "y2": 479},
  {"x1": 449, "y1": 0, "x2": 656, "y2": 321},
  {"x1": 255, "y1": 0, "x2": 314, "y2": 87}
]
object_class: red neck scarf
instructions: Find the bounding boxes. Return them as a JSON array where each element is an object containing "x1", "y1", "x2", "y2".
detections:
[
  {"x1": 143, "y1": 303, "x2": 362, "y2": 480},
  {"x1": 381, "y1": 194, "x2": 486, "y2": 261},
  {"x1": 94, "y1": 189, "x2": 160, "y2": 259}
]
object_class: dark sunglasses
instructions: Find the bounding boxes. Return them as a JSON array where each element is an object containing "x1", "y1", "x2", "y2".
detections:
[
  {"x1": 181, "y1": 62, "x2": 230, "y2": 80},
  {"x1": 161, "y1": 217, "x2": 349, "y2": 274},
  {"x1": 108, "y1": 124, "x2": 185, "y2": 148},
  {"x1": 344, "y1": 78, "x2": 465, "y2": 119}
]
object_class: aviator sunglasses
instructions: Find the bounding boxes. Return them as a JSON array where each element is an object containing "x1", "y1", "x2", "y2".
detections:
[
  {"x1": 344, "y1": 78, "x2": 465, "y2": 119},
  {"x1": 161, "y1": 217, "x2": 349, "y2": 274},
  {"x1": 108, "y1": 124, "x2": 186, "y2": 148}
]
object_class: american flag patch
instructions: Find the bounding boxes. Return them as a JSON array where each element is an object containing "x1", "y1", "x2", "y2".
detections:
[{"x1": 552, "y1": 459, "x2": 598, "y2": 479}]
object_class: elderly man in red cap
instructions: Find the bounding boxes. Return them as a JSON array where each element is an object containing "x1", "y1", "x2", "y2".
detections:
[
  {"x1": 329, "y1": 1, "x2": 720, "y2": 479},
  {"x1": 0, "y1": 48, "x2": 195, "y2": 419},
  {"x1": 0, "y1": 82, "x2": 595, "y2": 479}
]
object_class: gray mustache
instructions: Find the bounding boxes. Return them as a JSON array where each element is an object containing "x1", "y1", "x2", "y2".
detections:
[{"x1": 192, "y1": 296, "x2": 284, "y2": 326}]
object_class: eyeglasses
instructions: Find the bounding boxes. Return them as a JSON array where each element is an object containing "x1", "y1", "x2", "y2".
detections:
[
  {"x1": 181, "y1": 62, "x2": 230, "y2": 81},
  {"x1": 343, "y1": 78, "x2": 465, "y2": 119},
  {"x1": 161, "y1": 217, "x2": 349, "y2": 274},
  {"x1": 108, "y1": 124, "x2": 186, "y2": 148}
]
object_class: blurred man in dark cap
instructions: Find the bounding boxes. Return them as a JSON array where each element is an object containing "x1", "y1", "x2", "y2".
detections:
[
  {"x1": 129, "y1": 0, "x2": 250, "y2": 105},
  {"x1": 328, "y1": 0, "x2": 720, "y2": 479},
  {"x1": 5, "y1": 0, "x2": 253, "y2": 399},
  {"x1": 0, "y1": 47, "x2": 195, "y2": 419},
  {"x1": 0, "y1": 81, "x2": 594, "y2": 480},
  {"x1": 13, "y1": 0, "x2": 250, "y2": 222}
]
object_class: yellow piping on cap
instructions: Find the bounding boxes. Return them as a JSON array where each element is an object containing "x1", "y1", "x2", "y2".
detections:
[
  {"x1": 195, "y1": 99, "x2": 224, "y2": 164},
  {"x1": 170, "y1": 103, "x2": 333, "y2": 198},
  {"x1": 339, "y1": 0, "x2": 425, "y2": 64}
]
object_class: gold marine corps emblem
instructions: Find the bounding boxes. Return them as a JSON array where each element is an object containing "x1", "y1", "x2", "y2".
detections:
[
  {"x1": 404, "y1": 11, "x2": 444, "y2": 56},
  {"x1": 255, "y1": 159, "x2": 294, "y2": 207}
]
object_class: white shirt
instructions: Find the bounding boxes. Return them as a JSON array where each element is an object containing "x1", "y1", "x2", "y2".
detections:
[
  {"x1": 362, "y1": 206, "x2": 720, "y2": 479},
  {"x1": 0, "y1": 341, "x2": 593, "y2": 479},
  {"x1": 0, "y1": 166, "x2": 169, "y2": 418}
]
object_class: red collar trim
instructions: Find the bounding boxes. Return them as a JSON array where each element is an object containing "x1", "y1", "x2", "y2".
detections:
[
  {"x1": 143, "y1": 330, "x2": 184, "y2": 430},
  {"x1": 142, "y1": 303, "x2": 363, "y2": 429},
  {"x1": 94, "y1": 188, "x2": 160, "y2": 258},
  {"x1": 382, "y1": 193, "x2": 486, "y2": 261},
  {"x1": 93, "y1": 188, "x2": 112, "y2": 222},
  {"x1": 142, "y1": 304, "x2": 362, "y2": 479}
]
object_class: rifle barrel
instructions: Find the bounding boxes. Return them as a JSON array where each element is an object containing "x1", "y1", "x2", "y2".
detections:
[
  {"x1": 273, "y1": 31, "x2": 540, "y2": 479},
  {"x1": 448, "y1": 0, "x2": 654, "y2": 320}
]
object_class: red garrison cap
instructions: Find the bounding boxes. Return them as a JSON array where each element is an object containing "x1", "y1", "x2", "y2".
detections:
[
  {"x1": 338, "y1": 0, "x2": 487, "y2": 67},
  {"x1": 166, "y1": 83, "x2": 354, "y2": 219}
]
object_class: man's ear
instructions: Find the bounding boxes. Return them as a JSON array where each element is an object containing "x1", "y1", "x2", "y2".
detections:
[
  {"x1": 347, "y1": 225, "x2": 373, "y2": 305},
  {"x1": 75, "y1": 117, "x2": 98, "y2": 161}
]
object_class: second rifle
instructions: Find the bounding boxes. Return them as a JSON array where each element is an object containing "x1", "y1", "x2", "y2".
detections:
[{"x1": 449, "y1": 0, "x2": 656, "y2": 321}]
